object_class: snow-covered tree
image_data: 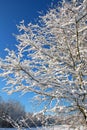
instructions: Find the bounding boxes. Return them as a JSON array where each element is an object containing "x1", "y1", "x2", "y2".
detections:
[{"x1": 0, "y1": 0, "x2": 87, "y2": 127}]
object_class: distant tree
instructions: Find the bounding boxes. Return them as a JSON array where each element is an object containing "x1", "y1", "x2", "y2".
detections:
[
  {"x1": 0, "y1": 97, "x2": 6, "y2": 127},
  {"x1": 5, "y1": 100, "x2": 25, "y2": 121},
  {"x1": 0, "y1": 0, "x2": 87, "y2": 128},
  {"x1": 0, "y1": 98, "x2": 25, "y2": 128}
]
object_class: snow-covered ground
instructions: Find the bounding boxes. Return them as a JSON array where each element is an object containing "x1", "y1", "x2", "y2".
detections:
[
  {"x1": 45, "y1": 125, "x2": 87, "y2": 130},
  {"x1": 0, "y1": 125, "x2": 86, "y2": 130}
]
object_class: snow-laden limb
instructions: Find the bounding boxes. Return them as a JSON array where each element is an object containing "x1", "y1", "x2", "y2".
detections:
[{"x1": 0, "y1": 0, "x2": 87, "y2": 127}]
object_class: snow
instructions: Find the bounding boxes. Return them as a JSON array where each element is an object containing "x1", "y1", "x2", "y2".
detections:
[{"x1": 0, "y1": 125, "x2": 87, "y2": 130}]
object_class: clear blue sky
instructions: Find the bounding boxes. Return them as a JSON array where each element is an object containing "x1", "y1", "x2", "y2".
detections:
[{"x1": 0, "y1": 0, "x2": 59, "y2": 112}]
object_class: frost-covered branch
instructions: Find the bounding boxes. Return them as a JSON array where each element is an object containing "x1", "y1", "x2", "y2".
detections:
[{"x1": 0, "y1": 0, "x2": 87, "y2": 127}]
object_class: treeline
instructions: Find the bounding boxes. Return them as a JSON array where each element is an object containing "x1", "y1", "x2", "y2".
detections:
[
  {"x1": 0, "y1": 97, "x2": 59, "y2": 128},
  {"x1": 0, "y1": 97, "x2": 25, "y2": 128}
]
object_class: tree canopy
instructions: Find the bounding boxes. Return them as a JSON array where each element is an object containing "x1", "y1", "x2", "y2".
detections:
[{"x1": 0, "y1": 0, "x2": 87, "y2": 127}]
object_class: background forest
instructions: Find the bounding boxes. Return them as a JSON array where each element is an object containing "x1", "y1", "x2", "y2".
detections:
[{"x1": 0, "y1": 97, "x2": 60, "y2": 128}]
